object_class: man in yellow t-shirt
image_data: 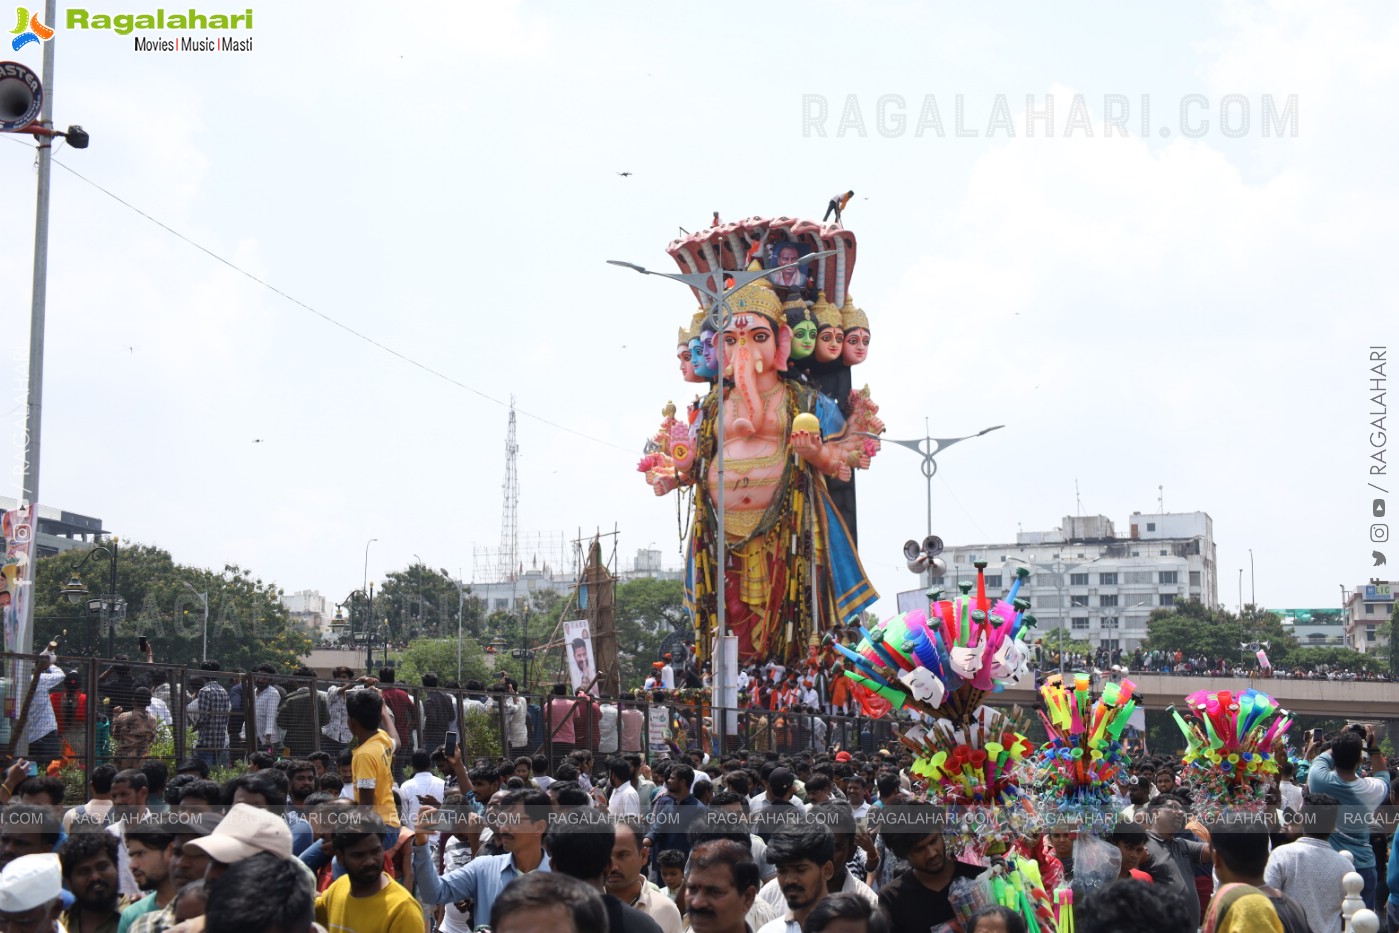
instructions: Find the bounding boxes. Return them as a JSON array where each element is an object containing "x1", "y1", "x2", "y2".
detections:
[
  {"x1": 346, "y1": 688, "x2": 401, "y2": 829},
  {"x1": 315, "y1": 811, "x2": 421, "y2": 933}
]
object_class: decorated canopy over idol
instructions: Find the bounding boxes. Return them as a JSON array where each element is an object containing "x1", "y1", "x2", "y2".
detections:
[{"x1": 638, "y1": 214, "x2": 885, "y2": 663}]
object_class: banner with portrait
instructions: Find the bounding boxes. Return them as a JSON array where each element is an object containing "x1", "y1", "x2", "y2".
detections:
[
  {"x1": 563, "y1": 619, "x2": 599, "y2": 696},
  {"x1": 2, "y1": 503, "x2": 37, "y2": 726}
]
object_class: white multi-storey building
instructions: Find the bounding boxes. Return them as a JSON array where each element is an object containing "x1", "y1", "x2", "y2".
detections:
[
  {"x1": 1344, "y1": 582, "x2": 1395, "y2": 654},
  {"x1": 926, "y1": 511, "x2": 1218, "y2": 653},
  {"x1": 282, "y1": 589, "x2": 330, "y2": 636}
]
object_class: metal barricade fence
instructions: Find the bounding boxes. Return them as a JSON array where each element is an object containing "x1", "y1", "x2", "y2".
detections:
[
  {"x1": 4, "y1": 652, "x2": 889, "y2": 795},
  {"x1": 2, "y1": 651, "x2": 194, "y2": 778}
]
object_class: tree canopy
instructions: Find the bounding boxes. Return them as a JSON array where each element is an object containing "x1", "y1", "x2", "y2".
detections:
[
  {"x1": 614, "y1": 577, "x2": 687, "y2": 685},
  {"x1": 1037, "y1": 629, "x2": 1093, "y2": 656},
  {"x1": 365, "y1": 563, "x2": 484, "y2": 642},
  {"x1": 1143, "y1": 599, "x2": 1298, "y2": 667},
  {"x1": 33, "y1": 543, "x2": 312, "y2": 671},
  {"x1": 1389, "y1": 605, "x2": 1399, "y2": 679}
]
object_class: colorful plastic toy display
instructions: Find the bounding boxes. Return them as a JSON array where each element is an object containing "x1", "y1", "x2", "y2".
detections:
[
  {"x1": 833, "y1": 563, "x2": 1036, "y2": 722},
  {"x1": 1167, "y1": 687, "x2": 1292, "y2": 812},
  {"x1": 1033, "y1": 673, "x2": 1135, "y2": 821}
]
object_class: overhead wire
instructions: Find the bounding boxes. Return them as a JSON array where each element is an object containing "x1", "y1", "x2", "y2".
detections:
[{"x1": 2, "y1": 133, "x2": 636, "y2": 457}]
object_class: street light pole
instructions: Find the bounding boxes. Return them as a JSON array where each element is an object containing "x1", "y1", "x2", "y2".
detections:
[
  {"x1": 882, "y1": 421, "x2": 1005, "y2": 538},
  {"x1": 1006, "y1": 553, "x2": 1101, "y2": 676},
  {"x1": 15, "y1": 0, "x2": 90, "y2": 659},
  {"x1": 104, "y1": 539, "x2": 118, "y2": 659},
  {"x1": 1249, "y1": 549, "x2": 1256, "y2": 610},
  {"x1": 363, "y1": 538, "x2": 377, "y2": 600},
  {"x1": 60, "y1": 540, "x2": 120, "y2": 658},
  {"x1": 365, "y1": 581, "x2": 375, "y2": 673},
  {"x1": 183, "y1": 581, "x2": 210, "y2": 662},
  {"x1": 457, "y1": 570, "x2": 465, "y2": 684}
]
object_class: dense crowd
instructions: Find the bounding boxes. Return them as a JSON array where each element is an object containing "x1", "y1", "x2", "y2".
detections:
[{"x1": 4, "y1": 657, "x2": 1399, "y2": 933}]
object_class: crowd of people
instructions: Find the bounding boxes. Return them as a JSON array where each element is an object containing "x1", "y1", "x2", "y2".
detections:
[{"x1": 3, "y1": 654, "x2": 1398, "y2": 933}]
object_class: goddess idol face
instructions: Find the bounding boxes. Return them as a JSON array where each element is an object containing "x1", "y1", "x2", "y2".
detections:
[
  {"x1": 788, "y1": 317, "x2": 817, "y2": 361},
  {"x1": 842, "y1": 327, "x2": 870, "y2": 365},
  {"x1": 814, "y1": 324, "x2": 845, "y2": 364},
  {"x1": 678, "y1": 343, "x2": 699, "y2": 380},
  {"x1": 690, "y1": 335, "x2": 717, "y2": 379}
]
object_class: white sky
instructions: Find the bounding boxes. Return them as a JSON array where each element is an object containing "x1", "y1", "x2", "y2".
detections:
[{"x1": 3, "y1": 1, "x2": 1395, "y2": 621}]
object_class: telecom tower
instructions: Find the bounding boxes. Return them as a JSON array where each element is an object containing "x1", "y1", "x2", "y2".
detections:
[{"x1": 498, "y1": 398, "x2": 520, "y2": 583}]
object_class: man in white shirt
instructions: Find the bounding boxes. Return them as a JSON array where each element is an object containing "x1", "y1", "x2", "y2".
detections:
[
  {"x1": 842, "y1": 776, "x2": 871, "y2": 823},
  {"x1": 1265, "y1": 791, "x2": 1351, "y2": 933},
  {"x1": 241, "y1": 667, "x2": 282, "y2": 752},
  {"x1": 598, "y1": 702, "x2": 620, "y2": 755},
  {"x1": 607, "y1": 759, "x2": 642, "y2": 819},
  {"x1": 400, "y1": 749, "x2": 447, "y2": 832},
  {"x1": 490, "y1": 687, "x2": 528, "y2": 757},
  {"x1": 757, "y1": 802, "x2": 876, "y2": 914},
  {"x1": 22, "y1": 652, "x2": 66, "y2": 765}
]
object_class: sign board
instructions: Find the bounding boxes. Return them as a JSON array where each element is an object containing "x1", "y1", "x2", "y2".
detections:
[
  {"x1": 896, "y1": 589, "x2": 926, "y2": 614},
  {"x1": 1364, "y1": 584, "x2": 1394, "y2": 601},
  {"x1": 563, "y1": 619, "x2": 599, "y2": 696}
]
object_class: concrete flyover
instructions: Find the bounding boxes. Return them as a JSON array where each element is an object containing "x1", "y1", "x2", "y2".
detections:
[{"x1": 987, "y1": 672, "x2": 1399, "y2": 718}]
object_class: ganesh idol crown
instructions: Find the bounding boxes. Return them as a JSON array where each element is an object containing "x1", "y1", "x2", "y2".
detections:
[{"x1": 638, "y1": 214, "x2": 885, "y2": 665}]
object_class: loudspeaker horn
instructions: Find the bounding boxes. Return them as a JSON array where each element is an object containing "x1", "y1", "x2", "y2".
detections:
[{"x1": 0, "y1": 61, "x2": 42, "y2": 133}]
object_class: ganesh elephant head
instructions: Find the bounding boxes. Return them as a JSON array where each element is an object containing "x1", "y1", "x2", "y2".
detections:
[{"x1": 721, "y1": 282, "x2": 791, "y2": 438}]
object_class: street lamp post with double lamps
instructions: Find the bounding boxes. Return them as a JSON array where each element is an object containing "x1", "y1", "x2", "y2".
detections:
[
  {"x1": 1003, "y1": 553, "x2": 1102, "y2": 675},
  {"x1": 337, "y1": 584, "x2": 375, "y2": 673},
  {"x1": 881, "y1": 421, "x2": 1005, "y2": 538},
  {"x1": 59, "y1": 540, "x2": 123, "y2": 659}
]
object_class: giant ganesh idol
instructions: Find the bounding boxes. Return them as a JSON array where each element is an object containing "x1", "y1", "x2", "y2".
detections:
[{"x1": 637, "y1": 216, "x2": 884, "y2": 665}]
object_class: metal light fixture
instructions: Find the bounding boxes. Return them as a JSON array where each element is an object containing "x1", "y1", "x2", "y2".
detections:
[{"x1": 62, "y1": 575, "x2": 89, "y2": 604}]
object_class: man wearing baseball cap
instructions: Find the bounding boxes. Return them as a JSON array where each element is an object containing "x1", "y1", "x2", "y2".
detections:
[
  {"x1": 0, "y1": 852, "x2": 65, "y2": 931},
  {"x1": 185, "y1": 803, "x2": 292, "y2": 882}
]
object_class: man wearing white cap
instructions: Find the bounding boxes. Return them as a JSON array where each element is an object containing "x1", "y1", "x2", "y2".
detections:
[
  {"x1": 0, "y1": 852, "x2": 66, "y2": 931},
  {"x1": 184, "y1": 803, "x2": 292, "y2": 880}
]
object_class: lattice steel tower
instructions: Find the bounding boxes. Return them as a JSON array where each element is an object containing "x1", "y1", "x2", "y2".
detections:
[{"x1": 498, "y1": 398, "x2": 520, "y2": 583}]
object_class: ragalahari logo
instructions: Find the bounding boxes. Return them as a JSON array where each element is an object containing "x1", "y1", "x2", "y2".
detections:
[{"x1": 11, "y1": 6, "x2": 53, "y2": 50}]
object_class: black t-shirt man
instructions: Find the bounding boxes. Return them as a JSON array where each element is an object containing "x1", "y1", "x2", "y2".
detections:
[{"x1": 877, "y1": 860, "x2": 982, "y2": 931}]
